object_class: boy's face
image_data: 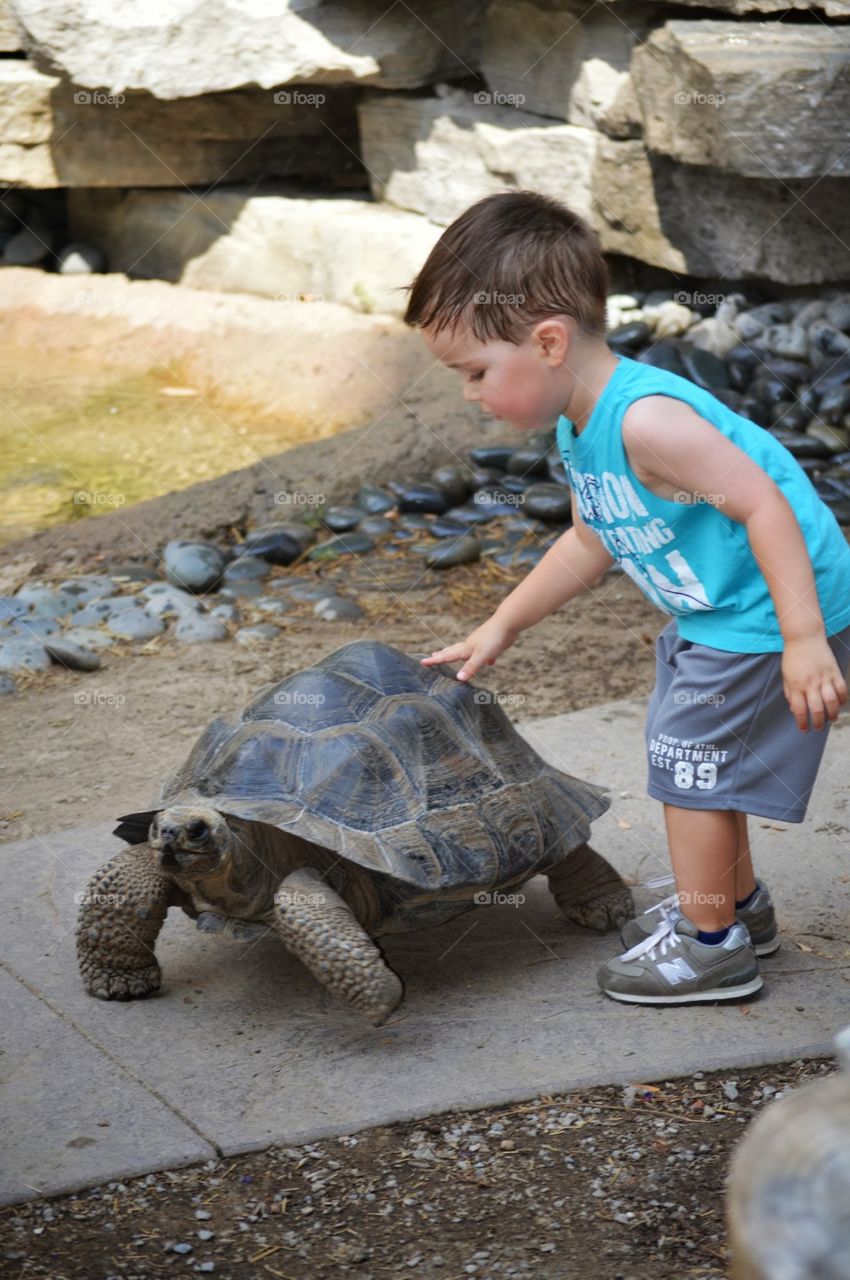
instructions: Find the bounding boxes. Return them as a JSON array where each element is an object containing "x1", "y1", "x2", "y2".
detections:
[{"x1": 421, "y1": 320, "x2": 568, "y2": 431}]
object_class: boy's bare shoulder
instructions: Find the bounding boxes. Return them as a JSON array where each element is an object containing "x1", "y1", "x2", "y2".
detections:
[
  {"x1": 621, "y1": 394, "x2": 707, "y2": 431},
  {"x1": 621, "y1": 395, "x2": 723, "y2": 457},
  {"x1": 620, "y1": 395, "x2": 735, "y2": 491}
]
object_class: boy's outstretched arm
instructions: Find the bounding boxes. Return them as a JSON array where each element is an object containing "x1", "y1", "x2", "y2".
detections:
[
  {"x1": 622, "y1": 396, "x2": 849, "y2": 732},
  {"x1": 421, "y1": 495, "x2": 614, "y2": 682}
]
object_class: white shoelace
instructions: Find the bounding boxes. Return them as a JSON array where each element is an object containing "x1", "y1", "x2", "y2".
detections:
[
  {"x1": 638, "y1": 874, "x2": 683, "y2": 926},
  {"x1": 647, "y1": 890, "x2": 680, "y2": 918},
  {"x1": 618, "y1": 914, "x2": 680, "y2": 963}
]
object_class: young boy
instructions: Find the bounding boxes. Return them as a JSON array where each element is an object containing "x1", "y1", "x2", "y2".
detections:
[{"x1": 407, "y1": 189, "x2": 850, "y2": 1005}]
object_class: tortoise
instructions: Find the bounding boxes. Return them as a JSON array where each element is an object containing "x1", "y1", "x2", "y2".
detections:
[
  {"x1": 76, "y1": 640, "x2": 634, "y2": 1025},
  {"x1": 727, "y1": 1024, "x2": 850, "y2": 1280}
]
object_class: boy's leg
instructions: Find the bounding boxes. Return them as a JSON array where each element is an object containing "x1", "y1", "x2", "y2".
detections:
[
  {"x1": 664, "y1": 804, "x2": 737, "y2": 932},
  {"x1": 665, "y1": 807, "x2": 760, "y2": 930},
  {"x1": 599, "y1": 800, "x2": 762, "y2": 1004},
  {"x1": 734, "y1": 812, "x2": 758, "y2": 904}
]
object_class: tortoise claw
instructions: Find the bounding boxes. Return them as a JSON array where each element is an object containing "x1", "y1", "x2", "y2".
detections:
[
  {"x1": 559, "y1": 888, "x2": 635, "y2": 933},
  {"x1": 84, "y1": 965, "x2": 161, "y2": 1000},
  {"x1": 547, "y1": 843, "x2": 636, "y2": 933}
]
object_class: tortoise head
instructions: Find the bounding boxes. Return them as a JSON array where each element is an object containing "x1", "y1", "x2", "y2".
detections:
[{"x1": 150, "y1": 805, "x2": 235, "y2": 877}]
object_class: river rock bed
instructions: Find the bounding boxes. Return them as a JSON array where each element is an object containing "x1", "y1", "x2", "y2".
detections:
[{"x1": 3, "y1": 287, "x2": 850, "y2": 694}]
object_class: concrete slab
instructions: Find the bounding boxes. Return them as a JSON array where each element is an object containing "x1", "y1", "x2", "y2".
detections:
[
  {"x1": 0, "y1": 967, "x2": 216, "y2": 1204},
  {"x1": 2, "y1": 697, "x2": 849, "y2": 1204}
]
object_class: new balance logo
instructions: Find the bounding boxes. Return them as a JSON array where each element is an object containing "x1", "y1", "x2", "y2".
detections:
[{"x1": 657, "y1": 957, "x2": 697, "y2": 985}]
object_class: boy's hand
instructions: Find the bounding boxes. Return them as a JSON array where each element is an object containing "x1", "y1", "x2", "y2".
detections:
[
  {"x1": 782, "y1": 635, "x2": 848, "y2": 731},
  {"x1": 420, "y1": 617, "x2": 519, "y2": 681}
]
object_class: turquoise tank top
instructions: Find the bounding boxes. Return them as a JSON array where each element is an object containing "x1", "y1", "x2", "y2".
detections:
[{"x1": 555, "y1": 354, "x2": 850, "y2": 652}]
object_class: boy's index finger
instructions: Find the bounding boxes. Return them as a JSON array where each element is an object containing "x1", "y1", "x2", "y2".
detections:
[{"x1": 420, "y1": 646, "x2": 466, "y2": 666}]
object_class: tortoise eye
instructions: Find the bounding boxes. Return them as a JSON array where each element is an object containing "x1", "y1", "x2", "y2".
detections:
[{"x1": 187, "y1": 819, "x2": 208, "y2": 840}]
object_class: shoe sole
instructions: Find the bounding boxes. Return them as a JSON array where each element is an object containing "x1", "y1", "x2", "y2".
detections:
[{"x1": 601, "y1": 974, "x2": 764, "y2": 1005}]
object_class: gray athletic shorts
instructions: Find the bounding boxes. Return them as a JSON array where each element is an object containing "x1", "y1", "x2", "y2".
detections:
[{"x1": 645, "y1": 620, "x2": 850, "y2": 823}]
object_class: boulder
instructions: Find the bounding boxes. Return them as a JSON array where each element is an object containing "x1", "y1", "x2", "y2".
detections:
[
  {"x1": 68, "y1": 187, "x2": 440, "y2": 314},
  {"x1": 0, "y1": 61, "x2": 361, "y2": 188},
  {"x1": 0, "y1": 0, "x2": 20, "y2": 52},
  {"x1": 9, "y1": 0, "x2": 487, "y2": 98},
  {"x1": 632, "y1": 21, "x2": 850, "y2": 179},
  {"x1": 645, "y1": 0, "x2": 848, "y2": 11},
  {"x1": 358, "y1": 85, "x2": 599, "y2": 224},
  {"x1": 480, "y1": 0, "x2": 652, "y2": 130},
  {"x1": 592, "y1": 139, "x2": 850, "y2": 285}
]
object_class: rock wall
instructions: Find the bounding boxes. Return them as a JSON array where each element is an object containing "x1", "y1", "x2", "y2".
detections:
[{"x1": 1, "y1": 0, "x2": 849, "y2": 298}]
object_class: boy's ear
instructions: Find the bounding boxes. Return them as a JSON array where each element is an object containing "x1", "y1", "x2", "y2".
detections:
[{"x1": 531, "y1": 317, "x2": 571, "y2": 364}]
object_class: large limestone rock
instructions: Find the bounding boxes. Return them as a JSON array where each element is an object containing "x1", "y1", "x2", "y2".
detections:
[
  {"x1": 480, "y1": 0, "x2": 655, "y2": 131},
  {"x1": 0, "y1": 0, "x2": 21, "y2": 51},
  {"x1": 632, "y1": 21, "x2": 850, "y2": 179},
  {"x1": 68, "y1": 187, "x2": 440, "y2": 314},
  {"x1": 592, "y1": 139, "x2": 850, "y2": 285},
  {"x1": 9, "y1": 0, "x2": 487, "y2": 99},
  {"x1": 647, "y1": 0, "x2": 848, "y2": 11},
  {"x1": 357, "y1": 86, "x2": 599, "y2": 225},
  {"x1": 0, "y1": 62, "x2": 361, "y2": 187}
]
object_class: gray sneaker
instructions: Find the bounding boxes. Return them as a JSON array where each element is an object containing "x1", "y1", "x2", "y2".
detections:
[
  {"x1": 599, "y1": 915, "x2": 762, "y2": 1005},
  {"x1": 619, "y1": 880, "x2": 780, "y2": 957}
]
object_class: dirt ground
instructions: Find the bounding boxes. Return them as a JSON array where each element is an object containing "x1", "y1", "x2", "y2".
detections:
[{"x1": 0, "y1": 1056, "x2": 835, "y2": 1279}]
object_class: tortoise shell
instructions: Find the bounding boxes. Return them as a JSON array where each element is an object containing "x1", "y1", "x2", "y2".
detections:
[{"x1": 115, "y1": 640, "x2": 609, "y2": 892}]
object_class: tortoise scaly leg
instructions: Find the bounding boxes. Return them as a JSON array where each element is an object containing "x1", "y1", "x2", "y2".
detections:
[
  {"x1": 76, "y1": 845, "x2": 175, "y2": 1000},
  {"x1": 547, "y1": 843, "x2": 634, "y2": 932},
  {"x1": 273, "y1": 867, "x2": 403, "y2": 1026}
]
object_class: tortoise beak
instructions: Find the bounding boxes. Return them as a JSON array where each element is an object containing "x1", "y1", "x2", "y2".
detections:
[{"x1": 158, "y1": 848, "x2": 201, "y2": 870}]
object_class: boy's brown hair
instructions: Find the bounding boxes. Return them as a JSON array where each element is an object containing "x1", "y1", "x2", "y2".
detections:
[{"x1": 403, "y1": 190, "x2": 608, "y2": 344}]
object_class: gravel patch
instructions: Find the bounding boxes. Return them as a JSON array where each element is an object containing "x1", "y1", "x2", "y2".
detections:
[{"x1": 0, "y1": 1057, "x2": 835, "y2": 1279}]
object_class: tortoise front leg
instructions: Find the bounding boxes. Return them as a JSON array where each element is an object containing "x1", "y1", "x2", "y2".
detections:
[
  {"x1": 272, "y1": 867, "x2": 403, "y2": 1026},
  {"x1": 547, "y1": 842, "x2": 634, "y2": 932},
  {"x1": 76, "y1": 845, "x2": 174, "y2": 1000}
]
